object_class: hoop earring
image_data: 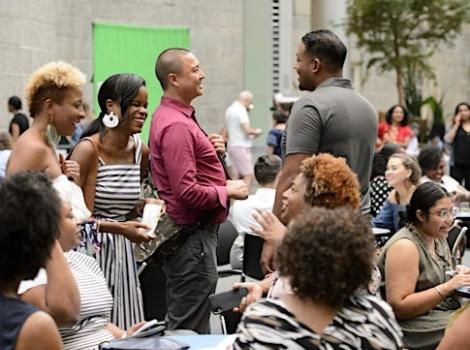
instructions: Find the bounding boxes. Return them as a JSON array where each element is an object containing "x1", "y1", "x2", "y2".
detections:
[
  {"x1": 102, "y1": 112, "x2": 119, "y2": 128},
  {"x1": 46, "y1": 124, "x2": 60, "y2": 146}
]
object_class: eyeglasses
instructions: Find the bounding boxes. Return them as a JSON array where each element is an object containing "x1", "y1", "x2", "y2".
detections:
[{"x1": 431, "y1": 207, "x2": 458, "y2": 220}]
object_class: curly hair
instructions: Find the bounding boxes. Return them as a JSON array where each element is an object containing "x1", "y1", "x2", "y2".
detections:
[
  {"x1": 0, "y1": 172, "x2": 61, "y2": 282},
  {"x1": 25, "y1": 61, "x2": 86, "y2": 117},
  {"x1": 300, "y1": 153, "x2": 360, "y2": 209},
  {"x1": 277, "y1": 207, "x2": 375, "y2": 307}
]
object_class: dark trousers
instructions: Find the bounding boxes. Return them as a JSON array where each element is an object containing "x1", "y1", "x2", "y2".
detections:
[
  {"x1": 162, "y1": 223, "x2": 218, "y2": 334},
  {"x1": 451, "y1": 164, "x2": 470, "y2": 191}
]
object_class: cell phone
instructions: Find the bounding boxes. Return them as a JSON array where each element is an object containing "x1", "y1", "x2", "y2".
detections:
[
  {"x1": 129, "y1": 319, "x2": 166, "y2": 338},
  {"x1": 456, "y1": 285, "x2": 470, "y2": 298},
  {"x1": 209, "y1": 288, "x2": 248, "y2": 314}
]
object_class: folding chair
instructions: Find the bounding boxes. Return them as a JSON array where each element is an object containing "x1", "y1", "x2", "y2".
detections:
[
  {"x1": 242, "y1": 233, "x2": 265, "y2": 281},
  {"x1": 448, "y1": 224, "x2": 467, "y2": 267},
  {"x1": 216, "y1": 220, "x2": 243, "y2": 278},
  {"x1": 210, "y1": 231, "x2": 266, "y2": 334}
]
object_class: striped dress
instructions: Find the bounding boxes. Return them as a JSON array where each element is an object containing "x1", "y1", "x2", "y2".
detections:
[
  {"x1": 60, "y1": 251, "x2": 115, "y2": 350},
  {"x1": 18, "y1": 251, "x2": 115, "y2": 350},
  {"x1": 94, "y1": 134, "x2": 144, "y2": 329}
]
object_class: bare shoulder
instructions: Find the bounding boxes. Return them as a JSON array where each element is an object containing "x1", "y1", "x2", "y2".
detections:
[
  {"x1": 7, "y1": 135, "x2": 49, "y2": 174},
  {"x1": 16, "y1": 134, "x2": 49, "y2": 156},
  {"x1": 387, "y1": 238, "x2": 419, "y2": 261},
  {"x1": 437, "y1": 307, "x2": 470, "y2": 350},
  {"x1": 141, "y1": 143, "x2": 149, "y2": 155},
  {"x1": 69, "y1": 135, "x2": 99, "y2": 161},
  {"x1": 16, "y1": 311, "x2": 63, "y2": 350},
  {"x1": 68, "y1": 136, "x2": 100, "y2": 186}
]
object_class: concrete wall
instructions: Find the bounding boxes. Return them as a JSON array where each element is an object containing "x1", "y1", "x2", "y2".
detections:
[
  {"x1": 0, "y1": 0, "x2": 244, "y2": 133},
  {"x1": 243, "y1": 0, "x2": 273, "y2": 145}
]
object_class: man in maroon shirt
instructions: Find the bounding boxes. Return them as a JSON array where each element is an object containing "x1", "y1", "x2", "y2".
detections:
[{"x1": 150, "y1": 48, "x2": 249, "y2": 333}]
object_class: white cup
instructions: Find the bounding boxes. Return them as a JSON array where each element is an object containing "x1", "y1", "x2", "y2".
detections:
[{"x1": 142, "y1": 200, "x2": 163, "y2": 238}]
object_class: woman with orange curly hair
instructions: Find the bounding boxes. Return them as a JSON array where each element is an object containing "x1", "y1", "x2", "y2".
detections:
[
  {"x1": 233, "y1": 153, "x2": 368, "y2": 312},
  {"x1": 254, "y1": 153, "x2": 360, "y2": 246}
]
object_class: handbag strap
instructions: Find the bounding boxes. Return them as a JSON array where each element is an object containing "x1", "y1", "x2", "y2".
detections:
[{"x1": 80, "y1": 137, "x2": 100, "y2": 213}]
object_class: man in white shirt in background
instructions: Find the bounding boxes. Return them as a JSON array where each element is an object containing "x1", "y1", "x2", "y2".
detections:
[
  {"x1": 229, "y1": 154, "x2": 282, "y2": 269},
  {"x1": 225, "y1": 91, "x2": 262, "y2": 188}
]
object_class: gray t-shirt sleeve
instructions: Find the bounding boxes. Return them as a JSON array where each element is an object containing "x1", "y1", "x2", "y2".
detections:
[{"x1": 286, "y1": 103, "x2": 322, "y2": 155}]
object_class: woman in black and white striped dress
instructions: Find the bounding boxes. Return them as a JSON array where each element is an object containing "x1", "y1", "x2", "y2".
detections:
[
  {"x1": 20, "y1": 195, "x2": 147, "y2": 349},
  {"x1": 70, "y1": 74, "x2": 153, "y2": 329}
]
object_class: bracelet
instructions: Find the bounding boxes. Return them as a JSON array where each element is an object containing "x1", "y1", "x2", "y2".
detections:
[{"x1": 435, "y1": 285, "x2": 444, "y2": 298}]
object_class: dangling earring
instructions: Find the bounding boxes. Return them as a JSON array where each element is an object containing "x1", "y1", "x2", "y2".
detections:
[
  {"x1": 46, "y1": 124, "x2": 60, "y2": 146},
  {"x1": 102, "y1": 111, "x2": 119, "y2": 128}
]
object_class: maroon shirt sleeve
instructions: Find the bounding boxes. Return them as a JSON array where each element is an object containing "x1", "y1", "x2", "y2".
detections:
[{"x1": 160, "y1": 122, "x2": 228, "y2": 210}]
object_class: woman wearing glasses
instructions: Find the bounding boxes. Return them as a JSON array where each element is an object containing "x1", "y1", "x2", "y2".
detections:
[{"x1": 378, "y1": 182, "x2": 470, "y2": 350}]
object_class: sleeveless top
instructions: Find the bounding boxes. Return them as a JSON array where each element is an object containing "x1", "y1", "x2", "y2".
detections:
[
  {"x1": 377, "y1": 225, "x2": 460, "y2": 349},
  {"x1": 18, "y1": 251, "x2": 115, "y2": 350},
  {"x1": 378, "y1": 225, "x2": 458, "y2": 309},
  {"x1": 0, "y1": 294, "x2": 37, "y2": 350},
  {"x1": 93, "y1": 134, "x2": 144, "y2": 329}
]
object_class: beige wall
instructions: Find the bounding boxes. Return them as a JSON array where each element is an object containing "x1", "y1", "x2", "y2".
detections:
[{"x1": 0, "y1": 0, "x2": 244, "y2": 133}]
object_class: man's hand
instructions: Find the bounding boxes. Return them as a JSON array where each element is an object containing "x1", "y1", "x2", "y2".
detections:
[
  {"x1": 208, "y1": 133, "x2": 226, "y2": 156},
  {"x1": 226, "y1": 180, "x2": 249, "y2": 200},
  {"x1": 252, "y1": 128, "x2": 262, "y2": 137}
]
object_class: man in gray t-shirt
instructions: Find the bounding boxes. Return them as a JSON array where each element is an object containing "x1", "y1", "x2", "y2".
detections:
[
  {"x1": 266, "y1": 29, "x2": 377, "y2": 272},
  {"x1": 285, "y1": 78, "x2": 377, "y2": 213}
]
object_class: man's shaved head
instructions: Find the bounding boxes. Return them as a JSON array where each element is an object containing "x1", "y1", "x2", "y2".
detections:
[{"x1": 155, "y1": 48, "x2": 190, "y2": 90}]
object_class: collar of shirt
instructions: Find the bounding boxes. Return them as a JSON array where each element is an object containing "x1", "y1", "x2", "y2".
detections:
[
  {"x1": 317, "y1": 77, "x2": 353, "y2": 90},
  {"x1": 160, "y1": 96, "x2": 195, "y2": 119}
]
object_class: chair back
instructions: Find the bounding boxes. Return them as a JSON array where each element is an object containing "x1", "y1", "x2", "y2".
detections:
[
  {"x1": 450, "y1": 226, "x2": 467, "y2": 267},
  {"x1": 243, "y1": 233, "x2": 265, "y2": 280},
  {"x1": 217, "y1": 220, "x2": 239, "y2": 266}
]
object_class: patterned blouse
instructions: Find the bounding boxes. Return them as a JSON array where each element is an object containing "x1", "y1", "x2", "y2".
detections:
[
  {"x1": 233, "y1": 294, "x2": 403, "y2": 350},
  {"x1": 370, "y1": 176, "x2": 392, "y2": 218}
]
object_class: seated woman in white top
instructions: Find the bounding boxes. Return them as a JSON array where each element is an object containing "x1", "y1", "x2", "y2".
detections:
[
  {"x1": 418, "y1": 145, "x2": 468, "y2": 198},
  {"x1": 19, "y1": 195, "x2": 146, "y2": 349}
]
